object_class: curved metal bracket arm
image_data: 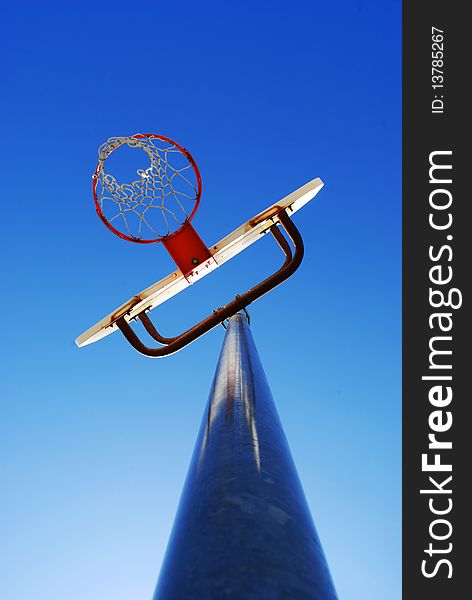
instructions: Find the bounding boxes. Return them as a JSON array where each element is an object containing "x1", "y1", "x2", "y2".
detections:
[
  {"x1": 136, "y1": 221, "x2": 291, "y2": 345},
  {"x1": 116, "y1": 209, "x2": 304, "y2": 357},
  {"x1": 138, "y1": 312, "x2": 180, "y2": 345}
]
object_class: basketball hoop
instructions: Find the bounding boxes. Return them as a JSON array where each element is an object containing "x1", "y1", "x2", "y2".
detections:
[
  {"x1": 93, "y1": 133, "x2": 201, "y2": 243},
  {"x1": 79, "y1": 132, "x2": 325, "y2": 357},
  {"x1": 93, "y1": 133, "x2": 213, "y2": 278}
]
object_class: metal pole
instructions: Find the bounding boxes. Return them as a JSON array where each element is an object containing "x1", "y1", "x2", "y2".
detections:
[{"x1": 154, "y1": 313, "x2": 338, "y2": 600}]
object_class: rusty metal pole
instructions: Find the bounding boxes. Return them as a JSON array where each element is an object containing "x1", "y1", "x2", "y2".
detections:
[{"x1": 153, "y1": 313, "x2": 338, "y2": 600}]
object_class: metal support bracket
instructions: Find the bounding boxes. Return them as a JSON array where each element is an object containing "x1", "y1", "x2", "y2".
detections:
[{"x1": 116, "y1": 209, "x2": 304, "y2": 357}]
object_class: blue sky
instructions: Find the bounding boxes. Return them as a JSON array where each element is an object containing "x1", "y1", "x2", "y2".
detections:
[{"x1": 0, "y1": 1, "x2": 401, "y2": 599}]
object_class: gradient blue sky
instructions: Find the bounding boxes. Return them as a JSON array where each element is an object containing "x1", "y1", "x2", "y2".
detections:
[{"x1": 0, "y1": 1, "x2": 401, "y2": 599}]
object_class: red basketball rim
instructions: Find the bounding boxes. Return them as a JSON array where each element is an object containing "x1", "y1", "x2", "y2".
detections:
[{"x1": 92, "y1": 133, "x2": 202, "y2": 244}]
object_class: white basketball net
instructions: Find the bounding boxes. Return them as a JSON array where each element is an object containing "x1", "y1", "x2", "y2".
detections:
[{"x1": 95, "y1": 135, "x2": 200, "y2": 241}]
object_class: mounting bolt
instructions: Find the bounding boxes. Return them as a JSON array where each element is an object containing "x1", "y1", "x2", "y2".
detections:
[{"x1": 191, "y1": 258, "x2": 199, "y2": 265}]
